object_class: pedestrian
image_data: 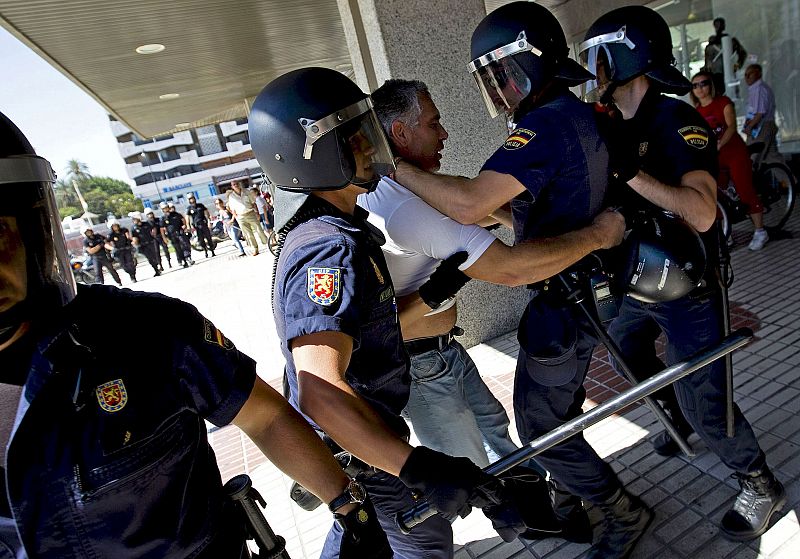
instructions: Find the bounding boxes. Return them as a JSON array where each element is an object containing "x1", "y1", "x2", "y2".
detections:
[
  {"x1": 226, "y1": 180, "x2": 267, "y2": 255},
  {"x1": 263, "y1": 191, "x2": 275, "y2": 233},
  {"x1": 161, "y1": 202, "x2": 194, "y2": 268},
  {"x1": 0, "y1": 110, "x2": 393, "y2": 558},
  {"x1": 690, "y1": 70, "x2": 768, "y2": 250},
  {"x1": 130, "y1": 211, "x2": 161, "y2": 276},
  {"x1": 186, "y1": 194, "x2": 216, "y2": 258},
  {"x1": 249, "y1": 66, "x2": 529, "y2": 557},
  {"x1": 82, "y1": 225, "x2": 121, "y2": 286},
  {"x1": 253, "y1": 187, "x2": 269, "y2": 232},
  {"x1": 214, "y1": 198, "x2": 246, "y2": 257},
  {"x1": 105, "y1": 219, "x2": 137, "y2": 283},
  {"x1": 704, "y1": 17, "x2": 747, "y2": 94},
  {"x1": 150, "y1": 205, "x2": 172, "y2": 269},
  {"x1": 392, "y1": 3, "x2": 646, "y2": 557},
  {"x1": 581, "y1": 4, "x2": 785, "y2": 543},
  {"x1": 744, "y1": 64, "x2": 786, "y2": 167}
]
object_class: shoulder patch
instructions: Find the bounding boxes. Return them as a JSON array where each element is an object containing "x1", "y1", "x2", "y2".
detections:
[
  {"x1": 678, "y1": 126, "x2": 709, "y2": 149},
  {"x1": 96, "y1": 379, "x2": 128, "y2": 413},
  {"x1": 203, "y1": 317, "x2": 235, "y2": 350},
  {"x1": 503, "y1": 128, "x2": 536, "y2": 150},
  {"x1": 307, "y1": 267, "x2": 341, "y2": 306}
]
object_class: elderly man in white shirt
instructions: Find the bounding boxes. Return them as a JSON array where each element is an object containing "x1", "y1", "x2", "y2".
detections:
[{"x1": 227, "y1": 180, "x2": 268, "y2": 255}]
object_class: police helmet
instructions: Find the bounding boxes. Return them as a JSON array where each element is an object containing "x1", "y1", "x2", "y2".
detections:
[
  {"x1": 0, "y1": 112, "x2": 75, "y2": 345},
  {"x1": 130, "y1": 211, "x2": 142, "y2": 222},
  {"x1": 159, "y1": 201, "x2": 168, "y2": 209},
  {"x1": 248, "y1": 67, "x2": 396, "y2": 231},
  {"x1": 468, "y1": 1, "x2": 594, "y2": 120},
  {"x1": 622, "y1": 210, "x2": 706, "y2": 304},
  {"x1": 107, "y1": 218, "x2": 119, "y2": 229},
  {"x1": 579, "y1": 6, "x2": 690, "y2": 103}
]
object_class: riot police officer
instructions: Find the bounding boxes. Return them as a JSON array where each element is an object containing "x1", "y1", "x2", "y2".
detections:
[
  {"x1": 249, "y1": 67, "x2": 527, "y2": 558},
  {"x1": 162, "y1": 202, "x2": 194, "y2": 268},
  {"x1": 82, "y1": 225, "x2": 121, "y2": 286},
  {"x1": 186, "y1": 194, "x2": 216, "y2": 258},
  {"x1": 580, "y1": 4, "x2": 785, "y2": 543},
  {"x1": 393, "y1": 3, "x2": 645, "y2": 557},
  {"x1": 131, "y1": 211, "x2": 161, "y2": 277},
  {"x1": 106, "y1": 219, "x2": 137, "y2": 283},
  {"x1": 149, "y1": 206, "x2": 171, "y2": 269},
  {"x1": 0, "y1": 110, "x2": 391, "y2": 559}
]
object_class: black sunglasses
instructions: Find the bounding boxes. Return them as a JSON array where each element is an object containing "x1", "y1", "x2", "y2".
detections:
[{"x1": 692, "y1": 79, "x2": 712, "y2": 89}]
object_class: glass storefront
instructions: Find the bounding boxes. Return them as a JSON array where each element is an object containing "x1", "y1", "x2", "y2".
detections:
[{"x1": 659, "y1": 0, "x2": 800, "y2": 153}]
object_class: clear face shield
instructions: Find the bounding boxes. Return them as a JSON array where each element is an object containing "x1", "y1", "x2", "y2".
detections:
[
  {"x1": 299, "y1": 97, "x2": 396, "y2": 190},
  {"x1": 0, "y1": 155, "x2": 75, "y2": 338},
  {"x1": 578, "y1": 27, "x2": 635, "y2": 103},
  {"x1": 468, "y1": 31, "x2": 540, "y2": 119}
]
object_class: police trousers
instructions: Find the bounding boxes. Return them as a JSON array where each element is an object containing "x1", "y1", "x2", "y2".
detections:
[
  {"x1": 608, "y1": 292, "x2": 766, "y2": 475},
  {"x1": 320, "y1": 470, "x2": 453, "y2": 559}
]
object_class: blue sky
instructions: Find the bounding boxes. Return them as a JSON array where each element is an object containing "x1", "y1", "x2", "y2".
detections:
[{"x1": 0, "y1": 27, "x2": 132, "y2": 184}]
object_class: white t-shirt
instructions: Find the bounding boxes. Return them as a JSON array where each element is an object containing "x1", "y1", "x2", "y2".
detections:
[
  {"x1": 227, "y1": 190, "x2": 255, "y2": 215},
  {"x1": 254, "y1": 194, "x2": 268, "y2": 215},
  {"x1": 358, "y1": 177, "x2": 496, "y2": 298}
]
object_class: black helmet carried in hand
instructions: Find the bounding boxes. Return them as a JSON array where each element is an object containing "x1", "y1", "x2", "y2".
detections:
[
  {"x1": 0, "y1": 112, "x2": 75, "y2": 344},
  {"x1": 248, "y1": 67, "x2": 396, "y2": 230},
  {"x1": 622, "y1": 210, "x2": 706, "y2": 303},
  {"x1": 578, "y1": 5, "x2": 690, "y2": 102},
  {"x1": 468, "y1": 1, "x2": 594, "y2": 119}
]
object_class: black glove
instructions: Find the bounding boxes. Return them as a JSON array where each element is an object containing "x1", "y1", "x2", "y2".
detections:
[
  {"x1": 337, "y1": 496, "x2": 393, "y2": 559},
  {"x1": 399, "y1": 446, "x2": 497, "y2": 518},
  {"x1": 418, "y1": 251, "x2": 471, "y2": 310}
]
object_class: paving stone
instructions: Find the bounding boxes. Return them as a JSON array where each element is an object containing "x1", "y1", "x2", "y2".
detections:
[
  {"x1": 654, "y1": 508, "x2": 703, "y2": 543},
  {"x1": 672, "y1": 517, "x2": 718, "y2": 555}
]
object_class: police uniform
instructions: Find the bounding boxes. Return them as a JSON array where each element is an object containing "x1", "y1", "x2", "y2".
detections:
[
  {"x1": 273, "y1": 199, "x2": 453, "y2": 558},
  {"x1": 162, "y1": 211, "x2": 192, "y2": 265},
  {"x1": 149, "y1": 215, "x2": 171, "y2": 266},
  {"x1": 131, "y1": 220, "x2": 161, "y2": 275},
  {"x1": 1, "y1": 285, "x2": 256, "y2": 558},
  {"x1": 481, "y1": 91, "x2": 624, "y2": 505},
  {"x1": 83, "y1": 232, "x2": 121, "y2": 286},
  {"x1": 187, "y1": 203, "x2": 215, "y2": 256},
  {"x1": 107, "y1": 227, "x2": 137, "y2": 282},
  {"x1": 606, "y1": 89, "x2": 765, "y2": 474}
]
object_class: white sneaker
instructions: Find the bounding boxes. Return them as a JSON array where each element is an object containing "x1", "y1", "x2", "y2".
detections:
[{"x1": 749, "y1": 229, "x2": 769, "y2": 251}]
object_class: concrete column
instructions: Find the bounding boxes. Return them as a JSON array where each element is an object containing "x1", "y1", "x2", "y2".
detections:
[{"x1": 338, "y1": 0, "x2": 528, "y2": 347}]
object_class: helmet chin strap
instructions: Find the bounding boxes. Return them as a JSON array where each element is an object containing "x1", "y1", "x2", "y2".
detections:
[
  {"x1": 599, "y1": 82, "x2": 618, "y2": 106},
  {"x1": 0, "y1": 302, "x2": 29, "y2": 346}
]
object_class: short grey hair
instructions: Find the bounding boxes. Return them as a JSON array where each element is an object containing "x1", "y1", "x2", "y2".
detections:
[{"x1": 371, "y1": 79, "x2": 430, "y2": 137}]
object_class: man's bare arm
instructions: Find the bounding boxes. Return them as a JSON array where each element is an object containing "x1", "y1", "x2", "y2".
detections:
[
  {"x1": 291, "y1": 331, "x2": 413, "y2": 476},
  {"x1": 466, "y1": 210, "x2": 626, "y2": 286},
  {"x1": 232, "y1": 376, "x2": 349, "y2": 506},
  {"x1": 395, "y1": 161, "x2": 525, "y2": 225},
  {"x1": 626, "y1": 170, "x2": 717, "y2": 232}
]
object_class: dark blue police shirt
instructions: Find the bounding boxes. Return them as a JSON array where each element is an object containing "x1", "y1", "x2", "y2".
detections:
[
  {"x1": 83, "y1": 233, "x2": 110, "y2": 260},
  {"x1": 107, "y1": 227, "x2": 133, "y2": 249},
  {"x1": 273, "y1": 203, "x2": 410, "y2": 438},
  {"x1": 4, "y1": 285, "x2": 255, "y2": 558},
  {"x1": 187, "y1": 203, "x2": 210, "y2": 226},
  {"x1": 131, "y1": 221, "x2": 156, "y2": 246},
  {"x1": 481, "y1": 91, "x2": 608, "y2": 244}
]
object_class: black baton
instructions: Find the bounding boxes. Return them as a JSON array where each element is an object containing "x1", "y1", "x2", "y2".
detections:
[{"x1": 225, "y1": 474, "x2": 291, "y2": 559}]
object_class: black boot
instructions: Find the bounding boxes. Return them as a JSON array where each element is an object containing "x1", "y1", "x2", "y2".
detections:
[
  {"x1": 551, "y1": 483, "x2": 592, "y2": 544},
  {"x1": 721, "y1": 467, "x2": 785, "y2": 541},
  {"x1": 588, "y1": 490, "x2": 653, "y2": 559},
  {"x1": 652, "y1": 403, "x2": 694, "y2": 457}
]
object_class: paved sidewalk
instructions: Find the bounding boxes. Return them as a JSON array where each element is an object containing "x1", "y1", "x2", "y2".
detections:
[{"x1": 133, "y1": 208, "x2": 800, "y2": 558}]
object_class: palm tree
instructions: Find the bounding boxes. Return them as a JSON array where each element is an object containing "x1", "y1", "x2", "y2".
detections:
[{"x1": 65, "y1": 159, "x2": 91, "y2": 185}]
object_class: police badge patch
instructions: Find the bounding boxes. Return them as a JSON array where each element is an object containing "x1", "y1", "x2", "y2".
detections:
[
  {"x1": 503, "y1": 128, "x2": 536, "y2": 150},
  {"x1": 96, "y1": 379, "x2": 128, "y2": 413},
  {"x1": 678, "y1": 126, "x2": 709, "y2": 149},
  {"x1": 203, "y1": 317, "x2": 234, "y2": 350},
  {"x1": 308, "y1": 267, "x2": 341, "y2": 305}
]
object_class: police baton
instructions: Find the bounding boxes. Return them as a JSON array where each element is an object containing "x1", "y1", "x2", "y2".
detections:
[
  {"x1": 396, "y1": 328, "x2": 753, "y2": 533},
  {"x1": 225, "y1": 474, "x2": 291, "y2": 559}
]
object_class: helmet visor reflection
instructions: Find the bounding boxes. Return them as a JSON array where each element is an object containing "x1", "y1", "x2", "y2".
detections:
[
  {"x1": 471, "y1": 57, "x2": 532, "y2": 119},
  {"x1": 578, "y1": 26, "x2": 635, "y2": 103},
  {"x1": 337, "y1": 109, "x2": 396, "y2": 189}
]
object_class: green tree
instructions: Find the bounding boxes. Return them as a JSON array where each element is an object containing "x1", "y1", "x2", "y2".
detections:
[
  {"x1": 58, "y1": 206, "x2": 82, "y2": 220},
  {"x1": 53, "y1": 161, "x2": 141, "y2": 219},
  {"x1": 64, "y1": 159, "x2": 91, "y2": 185}
]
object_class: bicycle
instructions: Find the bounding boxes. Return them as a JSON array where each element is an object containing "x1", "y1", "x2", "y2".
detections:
[{"x1": 716, "y1": 142, "x2": 796, "y2": 241}]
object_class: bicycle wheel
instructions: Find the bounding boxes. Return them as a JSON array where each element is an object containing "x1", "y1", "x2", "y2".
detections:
[
  {"x1": 267, "y1": 230, "x2": 279, "y2": 256},
  {"x1": 756, "y1": 163, "x2": 796, "y2": 230}
]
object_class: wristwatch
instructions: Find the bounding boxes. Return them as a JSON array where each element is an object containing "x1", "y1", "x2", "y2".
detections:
[{"x1": 328, "y1": 479, "x2": 367, "y2": 513}]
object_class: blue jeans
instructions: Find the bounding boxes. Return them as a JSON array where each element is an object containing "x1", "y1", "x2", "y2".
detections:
[
  {"x1": 608, "y1": 292, "x2": 765, "y2": 474},
  {"x1": 320, "y1": 471, "x2": 453, "y2": 559},
  {"x1": 404, "y1": 341, "x2": 530, "y2": 469}
]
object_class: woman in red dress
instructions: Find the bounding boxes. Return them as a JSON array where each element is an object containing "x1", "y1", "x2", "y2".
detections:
[{"x1": 691, "y1": 70, "x2": 768, "y2": 250}]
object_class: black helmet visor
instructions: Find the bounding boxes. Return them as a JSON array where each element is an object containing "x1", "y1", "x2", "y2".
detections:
[
  {"x1": 468, "y1": 31, "x2": 539, "y2": 118},
  {"x1": 578, "y1": 26, "x2": 636, "y2": 102}
]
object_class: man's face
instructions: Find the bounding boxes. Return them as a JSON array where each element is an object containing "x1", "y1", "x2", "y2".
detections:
[
  {"x1": 348, "y1": 130, "x2": 379, "y2": 185},
  {"x1": 745, "y1": 67, "x2": 760, "y2": 86},
  {"x1": 147, "y1": 213, "x2": 155, "y2": 221},
  {"x1": 188, "y1": 197, "x2": 196, "y2": 205},
  {"x1": 231, "y1": 182, "x2": 241, "y2": 193},
  {"x1": 84, "y1": 229, "x2": 93, "y2": 238},
  {"x1": 594, "y1": 51, "x2": 613, "y2": 103},
  {"x1": 399, "y1": 93, "x2": 448, "y2": 172},
  {"x1": 0, "y1": 217, "x2": 28, "y2": 314}
]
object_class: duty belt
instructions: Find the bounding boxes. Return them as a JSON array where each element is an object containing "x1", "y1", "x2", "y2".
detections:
[{"x1": 404, "y1": 326, "x2": 464, "y2": 355}]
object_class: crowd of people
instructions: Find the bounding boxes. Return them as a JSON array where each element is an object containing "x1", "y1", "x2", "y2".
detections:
[{"x1": 0, "y1": 3, "x2": 791, "y2": 559}]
